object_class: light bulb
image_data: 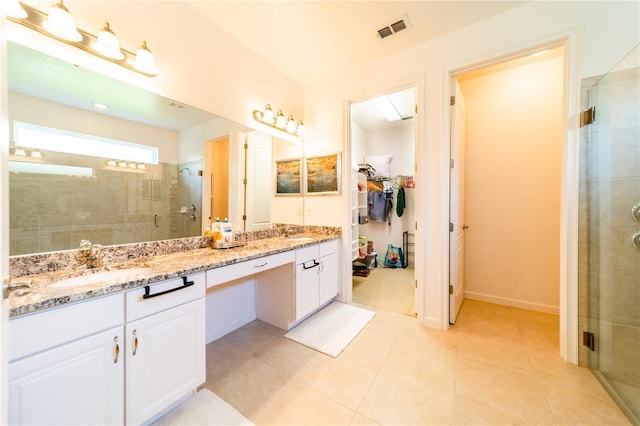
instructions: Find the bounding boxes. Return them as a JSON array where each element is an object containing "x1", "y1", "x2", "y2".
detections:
[
  {"x1": 42, "y1": 0, "x2": 82, "y2": 42},
  {"x1": 92, "y1": 22, "x2": 124, "y2": 60}
]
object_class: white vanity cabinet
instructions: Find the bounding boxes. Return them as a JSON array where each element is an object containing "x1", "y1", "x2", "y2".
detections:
[
  {"x1": 295, "y1": 240, "x2": 340, "y2": 321},
  {"x1": 125, "y1": 273, "x2": 206, "y2": 425},
  {"x1": 8, "y1": 294, "x2": 125, "y2": 426}
]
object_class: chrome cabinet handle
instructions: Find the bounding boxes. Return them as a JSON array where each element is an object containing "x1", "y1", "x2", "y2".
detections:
[
  {"x1": 113, "y1": 336, "x2": 120, "y2": 364},
  {"x1": 132, "y1": 330, "x2": 139, "y2": 356}
]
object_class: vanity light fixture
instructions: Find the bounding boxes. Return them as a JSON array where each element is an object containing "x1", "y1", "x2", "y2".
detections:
[
  {"x1": 42, "y1": 0, "x2": 82, "y2": 42},
  {"x1": 105, "y1": 159, "x2": 117, "y2": 167},
  {"x1": 252, "y1": 104, "x2": 306, "y2": 137},
  {"x1": 131, "y1": 41, "x2": 158, "y2": 76},
  {"x1": 8, "y1": 2, "x2": 159, "y2": 77},
  {"x1": 92, "y1": 22, "x2": 124, "y2": 60},
  {"x1": 30, "y1": 150, "x2": 44, "y2": 158}
]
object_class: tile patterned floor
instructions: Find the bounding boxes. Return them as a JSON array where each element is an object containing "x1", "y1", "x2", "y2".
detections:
[
  {"x1": 203, "y1": 269, "x2": 631, "y2": 425},
  {"x1": 352, "y1": 266, "x2": 415, "y2": 316}
]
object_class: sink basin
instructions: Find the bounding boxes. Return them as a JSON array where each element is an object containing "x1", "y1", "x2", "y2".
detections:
[
  {"x1": 285, "y1": 237, "x2": 314, "y2": 241},
  {"x1": 49, "y1": 268, "x2": 149, "y2": 288}
]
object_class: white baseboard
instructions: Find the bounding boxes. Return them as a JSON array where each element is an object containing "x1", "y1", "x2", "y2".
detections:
[{"x1": 464, "y1": 291, "x2": 559, "y2": 315}]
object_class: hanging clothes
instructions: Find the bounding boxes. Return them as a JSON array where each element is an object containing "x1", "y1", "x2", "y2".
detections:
[
  {"x1": 368, "y1": 191, "x2": 393, "y2": 225},
  {"x1": 396, "y1": 186, "x2": 405, "y2": 217}
]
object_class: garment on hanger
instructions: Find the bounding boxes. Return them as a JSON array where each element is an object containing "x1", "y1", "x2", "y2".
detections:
[
  {"x1": 396, "y1": 186, "x2": 405, "y2": 217},
  {"x1": 368, "y1": 192, "x2": 393, "y2": 225}
]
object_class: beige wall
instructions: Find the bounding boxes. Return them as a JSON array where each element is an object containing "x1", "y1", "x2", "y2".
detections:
[
  {"x1": 304, "y1": 1, "x2": 639, "y2": 327},
  {"x1": 459, "y1": 54, "x2": 564, "y2": 313}
]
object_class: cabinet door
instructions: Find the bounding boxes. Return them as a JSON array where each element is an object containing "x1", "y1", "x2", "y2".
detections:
[
  {"x1": 295, "y1": 261, "x2": 320, "y2": 320},
  {"x1": 9, "y1": 326, "x2": 124, "y2": 426},
  {"x1": 319, "y1": 251, "x2": 339, "y2": 306},
  {"x1": 126, "y1": 298, "x2": 205, "y2": 425}
]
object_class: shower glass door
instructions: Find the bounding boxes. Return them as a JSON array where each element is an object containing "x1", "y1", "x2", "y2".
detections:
[{"x1": 581, "y1": 43, "x2": 639, "y2": 424}]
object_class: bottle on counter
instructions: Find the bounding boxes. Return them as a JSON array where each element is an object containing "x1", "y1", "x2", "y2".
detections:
[
  {"x1": 222, "y1": 218, "x2": 233, "y2": 243},
  {"x1": 212, "y1": 218, "x2": 222, "y2": 246},
  {"x1": 204, "y1": 227, "x2": 213, "y2": 237}
]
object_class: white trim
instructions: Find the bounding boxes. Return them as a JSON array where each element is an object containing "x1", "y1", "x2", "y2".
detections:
[
  {"x1": 442, "y1": 29, "x2": 581, "y2": 363},
  {"x1": 464, "y1": 291, "x2": 560, "y2": 315}
]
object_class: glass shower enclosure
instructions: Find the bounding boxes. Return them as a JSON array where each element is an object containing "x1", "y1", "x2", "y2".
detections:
[{"x1": 579, "y1": 43, "x2": 639, "y2": 424}]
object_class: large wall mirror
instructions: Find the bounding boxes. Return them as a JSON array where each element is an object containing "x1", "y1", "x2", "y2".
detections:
[{"x1": 7, "y1": 42, "x2": 303, "y2": 256}]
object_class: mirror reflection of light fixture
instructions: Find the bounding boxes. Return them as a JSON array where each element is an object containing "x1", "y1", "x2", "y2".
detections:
[
  {"x1": 13, "y1": 147, "x2": 28, "y2": 157},
  {"x1": 42, "y1": 0, "x2": 82, "y2": 42},
  {"x1": 252, "y1": 104, "x2": 306, "y2": 137},
  {"x1": 7, "y1": 2, "x2": 159, "y2": 77},
  {"x1": 30, "y1": 150, "x2": 44, "y2": 158},
  {"x1": 92, "y1": 22, "x2": 124, "y2": 60}
]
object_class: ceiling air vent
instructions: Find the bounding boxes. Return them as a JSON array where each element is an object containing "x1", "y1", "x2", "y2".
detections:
[
  {"x1": 377, "y1": 14, "x2": 411, "y2": 40},
  {"x1": 377, "y1": 26, "x2": 393, "y2": 39}
]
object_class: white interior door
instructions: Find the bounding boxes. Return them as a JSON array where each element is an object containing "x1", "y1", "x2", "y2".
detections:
[
  {"x1": 449, "y1": 77, "x2": 467, "y2": 324},
  {"x1": 245, "y1": 131, "x2": 272, "y2": 231}
]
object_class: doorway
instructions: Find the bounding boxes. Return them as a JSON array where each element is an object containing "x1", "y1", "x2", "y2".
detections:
[
  {"x1": 449, "y1": 46, "x2": 565, "y2": 324},
  {"x1": 350, "y1": 87, "x2": 417, "y2": 316}
]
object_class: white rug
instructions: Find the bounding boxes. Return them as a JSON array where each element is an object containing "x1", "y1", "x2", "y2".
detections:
[
  {"x1": 285, "y1": 302, "x2": 376, "y2": 357},
  {"x1": 151, "y1": 388, "x2": 253, "y2": 426}
]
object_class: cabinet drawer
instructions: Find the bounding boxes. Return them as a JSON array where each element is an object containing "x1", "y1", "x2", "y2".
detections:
[
  {"x1": 206, "y1": 251, "x2": 294, "y2": 288},
  {"x1": 9, "y1": 293, "x2": 124, "y2": 362},
  {"x1": 126, "y1": 273, "x2": 205, "y2": 322},
  {"x1": 319, "y1": 239, "x2": 339, "y2": 257},
  {"x1": 295, "y1": 245, "x2": 319, "y2": 264}
]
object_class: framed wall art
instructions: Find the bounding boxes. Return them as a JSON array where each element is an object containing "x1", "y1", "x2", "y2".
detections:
[
  {"x1": 275, "y1": 158, "x2": 302, "y2": 195},
  {"x1": 305, "y1": 153, "x2": 341, "y2": 195}
]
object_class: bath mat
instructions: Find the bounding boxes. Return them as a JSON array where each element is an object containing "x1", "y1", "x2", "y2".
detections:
[
  {"x1": 151, "y1": 388, "x2": 254, "y2": 426},
  {"x1": 285, "y1": 302, "x2": 375, "y2": 357}
]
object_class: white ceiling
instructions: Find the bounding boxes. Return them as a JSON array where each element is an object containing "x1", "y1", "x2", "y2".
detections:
[
  {"x1": 9, "y1": 1, "x2": 530, "y2": 131},
  {"x1": 189, "y1": 1, "x2": 528, "y2": 87}
]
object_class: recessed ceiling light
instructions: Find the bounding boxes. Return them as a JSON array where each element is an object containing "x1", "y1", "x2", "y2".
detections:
[{"x1": 93, "y1": 102, "x2": 108, "y2": 109}]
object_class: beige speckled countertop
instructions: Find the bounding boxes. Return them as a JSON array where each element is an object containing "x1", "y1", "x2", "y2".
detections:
[{"x1": 9, "y1": 234, "x2": 340, "y2": 318}]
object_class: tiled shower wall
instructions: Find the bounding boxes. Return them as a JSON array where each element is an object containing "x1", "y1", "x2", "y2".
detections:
[
  {"x1": 9, "y1": 161, "x2": 180, "y2": 255},
  {"x1": 578, "y1": 61, "x2": 640, "y2": 401}
]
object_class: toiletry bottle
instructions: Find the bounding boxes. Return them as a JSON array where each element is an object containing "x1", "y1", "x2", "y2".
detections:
[
  {"x1": 222, "y1": 218, "x2": 233, "y2": 243},
  {"x1": 204, "y1": 227, "x2": 213, "y2": 237},
  {"x1": 212, "y1": 218, "x2": 222, "y2": 246},
  {"x1": 233, "y1": 224, "x2": 242, "y2": 242}
]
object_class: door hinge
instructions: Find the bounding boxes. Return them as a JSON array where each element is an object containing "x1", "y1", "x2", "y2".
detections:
[
  {"x1": 415, "y1": 105, "x2": 418, "y2": 114},
  {"x1": 415, "y1": 279, "x2": 418, "y2": 289},
  {"x1": 415, "y1": 221, "x2": 418, "y2": 231},
  {"x1": 243, "y1": 143, "x2": 248, "y2": 149},
  {"x1": 450, "y1": 159, "x2": 454, "y2": 169},
  {"x1": 450, "y1": 96, "x2": 455, "y2": 106},
  {"x1": 449, "y1": 284, "x2": 454, "y2": 295},
  {"x1": 580, "y1": 106, "x2": 596, "y2": 127},
  {"x1": 242, "y1": 214, "x2": 247, "y2": 221},
  {"x1": 583, "y1": 331, "x2": 595, "y2": 351},
  {"x1": 449, "y1": 223, "x2": 454, "y2": 232}
]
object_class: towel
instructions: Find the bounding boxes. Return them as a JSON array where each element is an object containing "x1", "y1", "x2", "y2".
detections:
[{"x1": 396, "y1": 187, "x2": 405, "y2": 217}]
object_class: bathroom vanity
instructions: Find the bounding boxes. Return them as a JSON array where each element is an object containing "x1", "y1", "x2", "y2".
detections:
[{"x1": 6, "y1": 232, "x2": 340, "y2": 425}]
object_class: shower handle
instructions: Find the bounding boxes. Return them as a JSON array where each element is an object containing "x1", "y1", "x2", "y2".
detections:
[
  {"x1": 632, "y1": 231, "x2": 640, "y2": 249},
  {"x1": 632, "y1": 204, "x2": 640, "y2": 222}
]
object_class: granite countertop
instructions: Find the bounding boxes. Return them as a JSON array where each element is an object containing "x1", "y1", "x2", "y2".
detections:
[{"x1": 8, "y1": 234, "x2": 340, "y2": 318}]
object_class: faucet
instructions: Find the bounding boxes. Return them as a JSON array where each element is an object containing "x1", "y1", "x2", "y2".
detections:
[{"x1": 74, "y1": 240, "x2": 104, "y2": 270}]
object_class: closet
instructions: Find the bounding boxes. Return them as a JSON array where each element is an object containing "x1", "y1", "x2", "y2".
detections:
[{"x1": 349, "y1": 87, "x2": 416, "y2": 316}]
